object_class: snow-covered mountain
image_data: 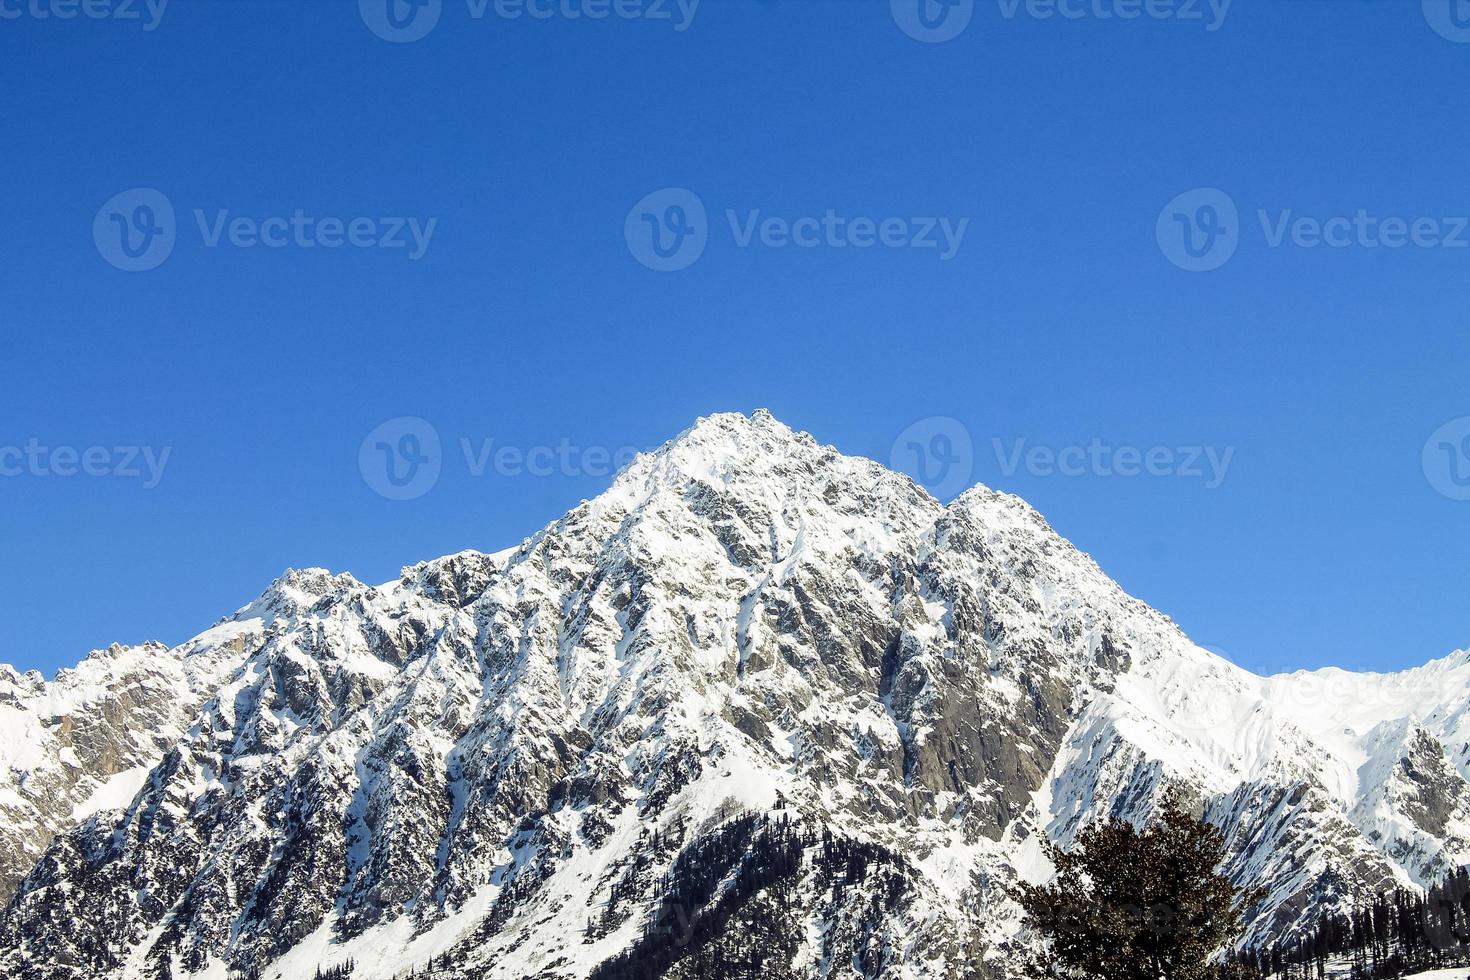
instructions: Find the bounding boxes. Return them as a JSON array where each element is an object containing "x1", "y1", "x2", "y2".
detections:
[{"x1": 1, "y1": 410, "x2": 1465, "y2": 980}]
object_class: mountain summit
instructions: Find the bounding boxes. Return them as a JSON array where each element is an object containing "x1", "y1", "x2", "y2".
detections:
[{"x1": 2, "y1": 411, "x2": 1466, "y2": 980}]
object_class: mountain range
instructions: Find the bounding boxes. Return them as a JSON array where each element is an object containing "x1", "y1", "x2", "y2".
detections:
[{"x1": 1, "y1": 410, "x2": 1465, "y2": 980}]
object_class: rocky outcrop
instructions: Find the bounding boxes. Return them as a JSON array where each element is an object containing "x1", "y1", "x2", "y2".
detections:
[{"x1": 0, "y1": 411, "x2": 1465, "y2": 979}]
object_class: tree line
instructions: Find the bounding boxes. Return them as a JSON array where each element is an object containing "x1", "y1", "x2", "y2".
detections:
[
  {"x1": 237, "y1": 797, "x2": 1470, "y2": 980},
  {"x1": 1017, "y1": 788, "x2": 1470, "y2": 980},
  {"x1": 1225, "y1": 866, "x2": 1470, "y2": 979}
]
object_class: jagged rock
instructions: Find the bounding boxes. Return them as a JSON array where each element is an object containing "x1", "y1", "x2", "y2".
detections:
[{"x1": 0, "y1": 411, "x2": 1466, "y2": 979}]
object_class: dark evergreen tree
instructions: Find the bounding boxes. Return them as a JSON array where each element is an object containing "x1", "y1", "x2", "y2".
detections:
[
  {"x1": 312, "y1": 959, "x2": 355, "y2": 980},
  {"x1": 1013, "y1": 789, "x2": 1260, "y2": 980}
]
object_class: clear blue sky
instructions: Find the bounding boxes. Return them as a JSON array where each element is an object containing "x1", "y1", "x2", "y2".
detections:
[{"x1": 2, "y1": 0, "x2": 1466, "y2": 678}]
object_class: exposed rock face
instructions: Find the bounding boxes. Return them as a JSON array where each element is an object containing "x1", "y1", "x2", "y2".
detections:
[
  {"x1": 1349, "y1": 720, "x2": 1470, "y2": 885},
  {"x1": 0, "y1": 634, "x2": 251, "y2": 906},
  {"x1": 0, "y1": 411, "x2": 1465, "y2": 979}
]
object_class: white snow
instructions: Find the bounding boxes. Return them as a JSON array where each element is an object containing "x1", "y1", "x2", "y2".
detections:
[
  {"x1": 71, "y1": 765, "x2": 154, "y2": 820},
  {"x1": 3, "y1": 411, "x2": 1467, "y2": 980}
]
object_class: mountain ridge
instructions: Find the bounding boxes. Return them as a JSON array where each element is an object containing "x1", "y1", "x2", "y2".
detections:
[{"x1": 0, "y1": 410, "x2": 1464, "y2": 980}]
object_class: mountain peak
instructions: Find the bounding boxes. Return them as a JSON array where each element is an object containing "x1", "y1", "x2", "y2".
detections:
[
  {"x1": 607, "y1": 409, "x2": 825, "y2": 497},
  {"x1": 4, "y1": 414, "x2": 1466, "y2": 980},
  {"x1": 676, "y1": 407, "x2": 804, "y2": 450}
]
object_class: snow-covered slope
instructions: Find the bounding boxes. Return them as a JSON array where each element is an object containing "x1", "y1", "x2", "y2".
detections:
[
  {"x1": 0, "y1": 629, "x2": 253, "y2": 905},
  {"x1": 0, "y1": 410, "x2": 1464, "y2": 979}
]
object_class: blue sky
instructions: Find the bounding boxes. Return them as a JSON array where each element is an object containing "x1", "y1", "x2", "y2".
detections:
[{"x1": 1, "y1": 0, "x2": 1466, "y2": 678}]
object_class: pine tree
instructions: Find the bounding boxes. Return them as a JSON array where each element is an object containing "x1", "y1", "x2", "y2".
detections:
[{"x1": 1013, "y1": 789, "x2": 1261, "y2": 980}]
